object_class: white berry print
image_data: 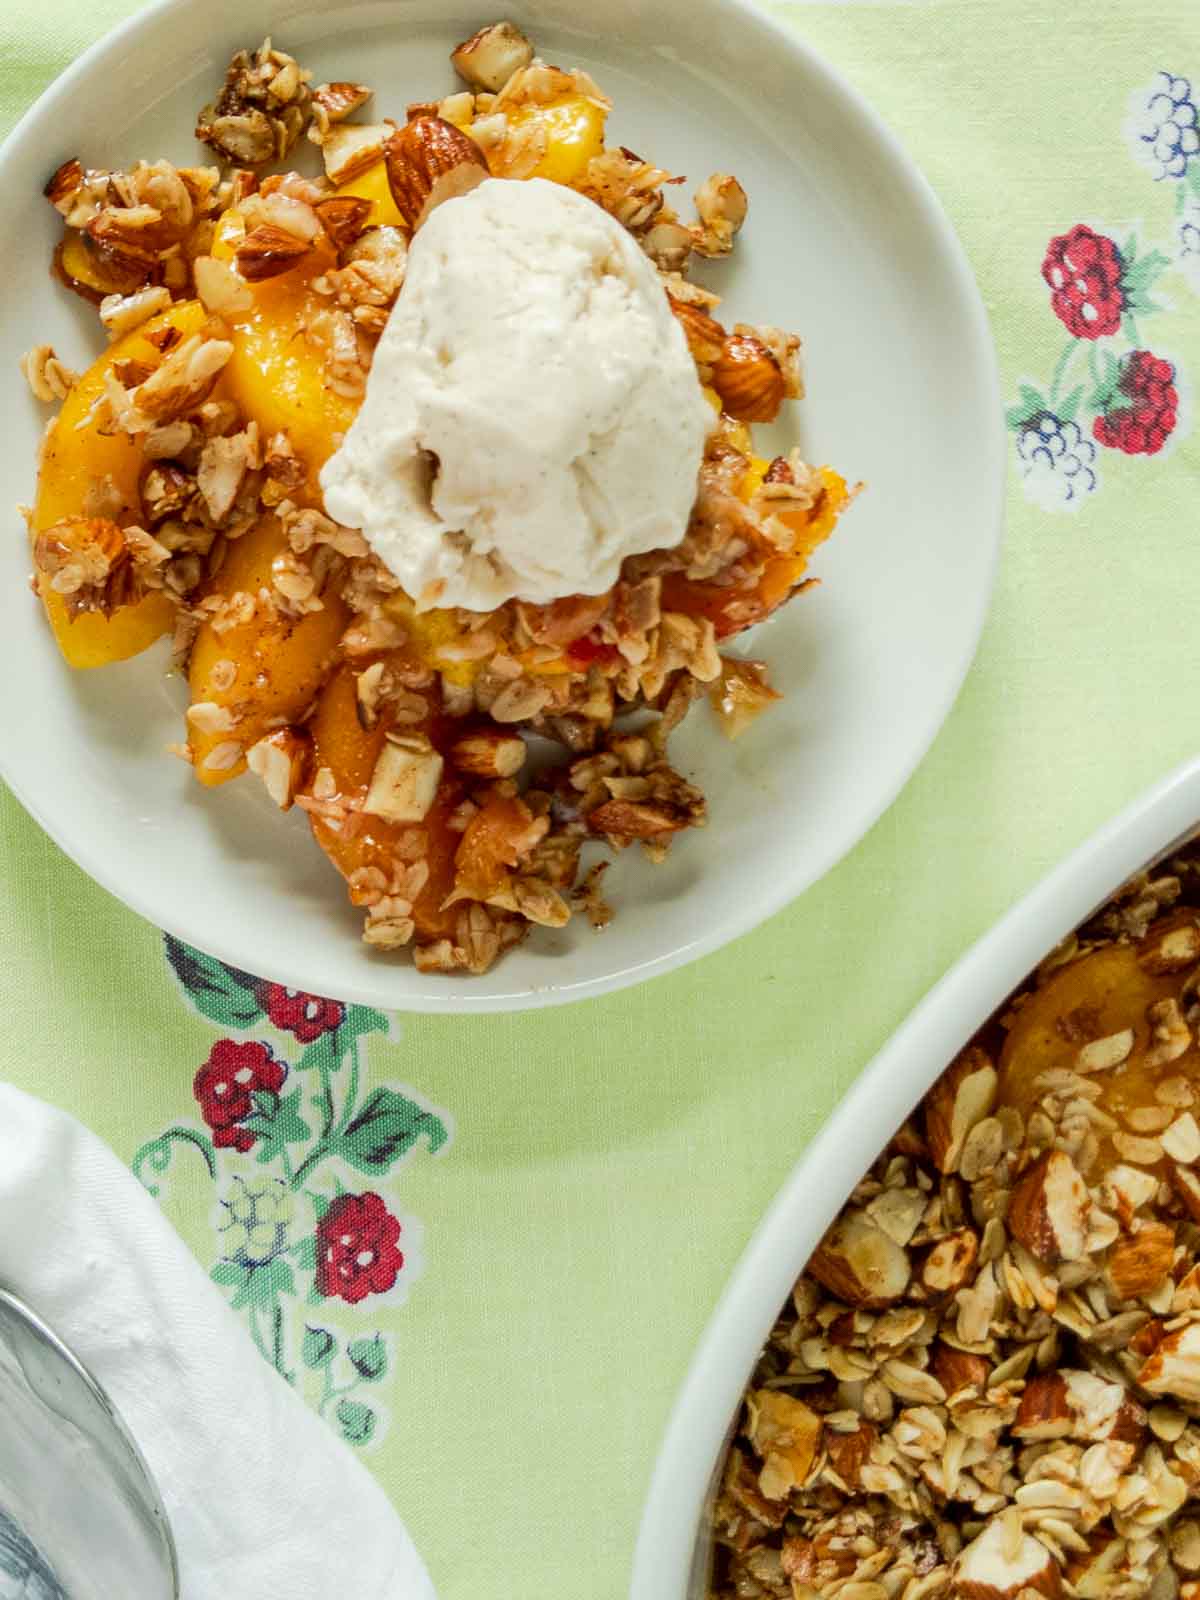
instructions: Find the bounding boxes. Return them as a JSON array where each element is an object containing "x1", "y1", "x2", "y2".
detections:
[
  {"x1": 1127, "y1": 72, "x2": 1199, "y2": 181},
  {"x1": 1013, "y1": 410, "x2": 1098, "y2": 512}
]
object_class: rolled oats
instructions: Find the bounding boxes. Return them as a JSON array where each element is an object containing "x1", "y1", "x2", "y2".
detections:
[{"x1": 708, "y1": 846, "x2": 1200, "y2": 1599}]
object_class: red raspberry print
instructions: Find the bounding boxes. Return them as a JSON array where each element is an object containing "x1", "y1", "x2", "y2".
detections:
[
  {"x1": 316, "y1": 1192, "x2": 404, "y2": 1305},
  {"x1": 1093, "y1": 350, "x2": 1179, "y2": 456},
  {"x1": 193, "y1": 1039, "x2": 285, "y2": 1152},
  {"x1": 1041, "y1": 226, "x2": 1125, "y2": 339},
  {"x1": 256, "y1": 982, "x2": 344, "y2": 1044}
]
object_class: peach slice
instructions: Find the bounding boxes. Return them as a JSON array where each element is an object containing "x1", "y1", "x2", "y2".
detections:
[
  {"x1": 32, "y1": 300, "x2": 208, "y2": 667},
  {"x1": 187, "y1": 514, "x2": 348, "y2": 786},
  {"x1": 305, "y1": 663, "x2": 461, "y2": 939}
]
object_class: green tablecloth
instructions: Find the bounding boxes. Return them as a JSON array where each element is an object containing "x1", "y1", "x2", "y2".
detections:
[{"x1": 2, "y1": 2, "x2": 1198, "y2": 1595}]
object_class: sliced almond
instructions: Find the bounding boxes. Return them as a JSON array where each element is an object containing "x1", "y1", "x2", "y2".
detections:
[
  {"x1": 1106, "y1": 1220, "x2": 1176, "y2": 1300},
  {"x1": 924, "y1": 1046, "x2": 998, "y2": 1175},
  {"x1": 1137, "y1": 1320, "x2": 1200, "y2": 1403},
  {"x1": 320, "y1": 121, "x2": 392, "y2": 186},
  {"x1": 246, "y1": 728, "x2": 310, "y2": 810},
  {"x1": 709, "y1": 333, "x2": 786, "y2": 423},
  {"x1": 807, "y1": 1208, "x2": 911, "y2": 1309},
  {"x1": 314, "y1": 195, "x2": 373, "y2": 251},
  {"x1": 1143, "y1": 996, "x2": 1191, "y2": 1069},
  {"x1": 668, "y1": 295, "x2": 726, "y2": 365},
  {"x1": 450, "y1": 21, "x2": 534, "y2": 92},
  {"x1": 1075, "y1": 1028, "x2": 1134, "y2": 1074},
  {"x1": 823, "y1": 1418, "x2": 876, "y2": 1490},
  {"x1": 1007, "y1": 1149, "x2": 1089, "y2": 1264},
  {"x1": 921, "y1": 1227, "x2": 979, "y2": 1295},
  {"x1": 1161, "y1": 1111, "x2": 1200, "y2": 1165},
  {"x1": 383, "y1": 115, "x2": 488, "y2": 231},
  {"x1": 930, "y1": 1343, "x2": 991, "y2": 1395},
  {"x1": 1138, "y1": 912, "x2": 1200, "y2": 974},
  {"x1": 449, "y1": 728, "x2": 527, "y2": 779},
  {"x1": 953, "y1": 1517, "x2": 1062, "y2": 1599},
  {"x1": 235, "y1": 222, "x2": 311, "y2": 282},
  {"x1": 1169, "y1": 1160, "x2": 1200, "y2": 1223},
  {"x1": 1012, "y1": 1373, "x2": 1071, "y2": 1441},
  {"x1": 44, "y1": 157, "x2": 84, "y2": 211},
  {"x1": 746, "y1": 1390, "x2": 822, "y2": 1501},
  {"x1": 311, "y1": 81, "x2": 374, "y2": 129},
  {"x1": 185, "y1": 700, "x2": 236, "y2": 737},
  {"x1": 192, "y1": 254, "x2": 253, "y2": 314},
  {"x1": 362, "y1": 733, "x2": 443, "y2": 823},
  {"x1": 1174, "y1": 1262, "x2": 1200, "y2": 1312}
]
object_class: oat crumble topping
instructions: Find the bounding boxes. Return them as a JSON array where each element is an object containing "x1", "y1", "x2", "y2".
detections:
[
  {"x1": 707, "y1": 851, "x2": 1200, "y2": 1600},
  {"x1": 22, "y1": 22, "x2": 858, "y2": 973}
]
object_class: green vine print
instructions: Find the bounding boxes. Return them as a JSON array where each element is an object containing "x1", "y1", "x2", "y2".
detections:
[{"x1": 133, "y1": 937, "x2": 451, "y2": 1448}]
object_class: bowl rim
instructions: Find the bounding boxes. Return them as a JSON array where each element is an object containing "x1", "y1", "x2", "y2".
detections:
[
  {"x1": 0, "y1": 0, "x2": 1004, "y2": 1013},
  {"x1": 630, "y1": 752, "x2": 1200, "y2": 1598}
]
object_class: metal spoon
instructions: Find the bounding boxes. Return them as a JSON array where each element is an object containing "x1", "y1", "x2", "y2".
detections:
[{"x1": 0, "y1": 1289, "x2": 178, "y2": 1599}]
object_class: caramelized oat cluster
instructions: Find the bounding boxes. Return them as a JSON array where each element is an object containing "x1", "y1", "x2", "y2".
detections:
[
  {"x1": 711, "y1": 851, "x2": 1200, "y2": 1599},
  {"x1": 23, "y1": 24, "x2": 854, "y2": 972}
]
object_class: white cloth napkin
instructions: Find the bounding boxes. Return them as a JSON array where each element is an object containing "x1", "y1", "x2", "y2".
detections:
[{"x1": 0, "y1": 1083, "x2": 436, "y2": 1600}]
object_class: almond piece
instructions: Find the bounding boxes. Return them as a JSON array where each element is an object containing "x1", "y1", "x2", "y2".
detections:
[
  {"x1": 314, "y1": 195, "x2": 373, "y2": 252},
  {"x1": 668, "y1": 295, "x2": 726, "y2": 365},
  {"x1": 1137, "y1": 1320, "x2": 1200, "y2": 1403},
  {"x1": 1012, "y1": 1373, "x2": 1071, "y2": 1441},
  {"x1": 824, "y1": 1419, "x2": 876, "y2": 1490},
  {"x1": 235, "y1": 223, "x2": 311, "y2": 282},
  {"x1": 311, "y1": 81, "x2": 374, "y2": 128},
  {"x1": 1169, "y1": 1160, "x2": 1200, "y2": 1223},
  {"x1": 44, "y1": 156, "x2": 84, "y2": 210},
  {"x1": 709, "y1": 333, "x2": 785, "y2": 422},
  {"x1": 450, "y1": 21, "x2": 534, "y2": 92},
  {"x1": 953, "y1": 1517, "x2": 1062, "y2": 1599},
  {"x1": 1162, "y1": 1111, "x2": 1200, "y2": 1165},
  {"x1": 586, "y1": 798, "x2": 692, "y2": 841},
  {"x1": 449, "y1": 728, "x2": 527, "y2": 779},
  {"x1": 1144, "y1": 996, "x2": 1192, "y2": 1069},
  {"x1": 1007, "y1": 1149, "x2": 1089, "y2": 1264},
  {"x1": 1102, "y1": 1164, "x2": 1159, "y2": 1235},
  {"x1": 930, "y1": 1343, "x2": 991, "y2": 1395},
  {"x1": 1106, "y1": 1220, "x2": 1176, "y2": 1301},
  {"x1": 1129, "y1": 1317, "x2": 1167, "y2": 1360},
  {"x1": 383, "y1": 115, "x2": 488, "y2": 230},
  {"x1": 192, "y1": 255, "x2": 253, "y2": 315},
  {"x1": 320, "y1": 121, "x2": 392, "y2": 185},
  {"x1": 246, "y1": 728, "x2": 310, "y2": 810},
  {"x1": 1076, "y1": 1028, "x2": 1134, "y2": 1073},
  {"x1": 922, "y1": 1227, "x2": 979, "y2": 1295},
  {"x1": 362, "y1": 733, "x2": 443, "y2": 823},
  {"x1": 1138, "y1": 912, "x2": 1200, "y2": 974},
  {"x1": 807, "y1": 1208, "x2": 911, "y2": 1309},
  {"x1": 746, "y1": 1390, "x2": 822, "y2": 1501},
  {"x1": 924, "y1": 1046, "x2": 998, "y2": 1175},
  {"x1": 1054, "y1": 1369, "x2": 1145, "y2": 1446},
  {"x1": 1064, "y1": 1531, "x2": 1126, "y2": 1598}
]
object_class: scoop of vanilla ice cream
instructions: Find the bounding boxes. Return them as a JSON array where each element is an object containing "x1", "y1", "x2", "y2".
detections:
[{"x1": 319, "y1": 176, "x2": 712, "y2": 611}]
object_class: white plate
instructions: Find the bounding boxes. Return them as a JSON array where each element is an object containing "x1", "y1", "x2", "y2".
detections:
[
  {"x1": 632, "y1": 754, "x2": 1200, "y2": 1599},
  {"x1": 0, "y1": 0, "x2": 1002, "y2": 1012}
]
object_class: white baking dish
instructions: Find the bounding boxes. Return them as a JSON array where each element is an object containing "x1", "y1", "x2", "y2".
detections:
[{"x1": 631, "y1": 755, "x2": 1200, "y2": 1600}]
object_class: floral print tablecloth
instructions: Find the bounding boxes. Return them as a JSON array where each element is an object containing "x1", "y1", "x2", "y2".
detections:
[{"x1": 1, "y1": 3, "x2": 1198, "y2": 1597}]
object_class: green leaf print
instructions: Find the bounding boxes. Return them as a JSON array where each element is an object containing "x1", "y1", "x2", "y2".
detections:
[
  {"x1": 335, "y1": 1399, "x2": 376, "y2": 1445},
  {"x1": 330, "y1": 1087, "x2": 449, "y2": 1175},
  {"x1": 347, "y1": 1335, "x2": 388, "y2": 1383},
  {"x1": 302, "y1": 1326, "x2": 338, "y2": 1370},
  {"x1": 164, "y1": 937, "x2": 264, "y2": 1030},
  {"x1": 243, "y1": 1087, "x2": 312, "y2": 1165}
]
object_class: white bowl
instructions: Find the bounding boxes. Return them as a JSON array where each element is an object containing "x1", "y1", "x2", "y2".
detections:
[
  {"x1": 631, "y1": 754, "x2": 1200, "y2": 1599},
  {"x1": 0, "y1": 0, "x2": 1002, "y2": 1011}
]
